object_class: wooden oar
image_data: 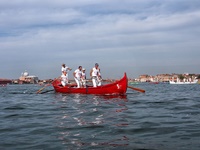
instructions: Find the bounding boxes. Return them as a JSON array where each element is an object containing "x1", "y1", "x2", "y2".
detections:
[
  {"x1": 39, "y1": 89, "x2": 54, "y2": 94},
  {"x1": 128, "y1": 86, "x2": 145, "y2": 93},
  {"x1": 36, "y1": 77, "x2": 59, "y2": 94},
  {"x1": 36, "y1": 84, "x2": 51, "y2": 94},
  {"x1": 104, "y1": 78, "x2": 145, "y2": 93}
]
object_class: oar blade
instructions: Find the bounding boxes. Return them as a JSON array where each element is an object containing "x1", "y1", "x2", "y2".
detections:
[
  {"x1": 39, "y1": 89, "x2": 54, "y2": 94},
  {"x1": 36, "y1": 87, "x2": 46, "y2": 94},
  {"x1": 36, "y1": 83, "x2": 53, "y2": 94}
]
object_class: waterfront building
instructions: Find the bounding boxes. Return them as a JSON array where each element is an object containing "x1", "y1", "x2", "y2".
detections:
[
  {"x1": 18, "y1": 70, "x2": 39, "y2": 84},
  {"x1": 139, "y1": 75, "x2": 150, "y2": 82}
]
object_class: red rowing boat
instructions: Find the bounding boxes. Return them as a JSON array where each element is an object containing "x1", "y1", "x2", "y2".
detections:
[{"x1": 52, "y1": 73, "x2": 128, "y2": 95}]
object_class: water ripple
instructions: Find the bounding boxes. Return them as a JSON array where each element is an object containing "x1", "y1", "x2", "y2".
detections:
[{"x1": 0, "y1": 84, "x2": 200, "y2": 149}]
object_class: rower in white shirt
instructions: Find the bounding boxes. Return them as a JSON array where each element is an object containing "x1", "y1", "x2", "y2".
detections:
[
  {"x1": 90, "y1": 63, "x2": 102, "y2": 87},
  {"x1": 61, "y1": 63, "x2": 72, "y2": 82},
  {"x1": 73, "y1": 66, "x2": 82, "y2": 88},
  {"x1": 61, "y1": 71, "x2": 68, "y2": 86}
]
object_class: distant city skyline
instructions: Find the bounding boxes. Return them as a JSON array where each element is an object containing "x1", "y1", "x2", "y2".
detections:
[
  {"x1": 1, "y1": 0, "x2": 200, "y2": 79},
  {"x1": 3, "y1": 69, "x2": 200, "y2": 81}
]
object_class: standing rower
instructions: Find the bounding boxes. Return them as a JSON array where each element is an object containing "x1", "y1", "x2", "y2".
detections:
[
  {"x1": 90, "y1": 63, "x2": 102, "y2": 87},
  {"x1": 61, "y1": 63, "x2": 72, "y2": 82},
  {"x1": 61, "y1": 63, "x2": 72, "y2": 74},
  {"x1": 73, "y1": 66, "x2": 82, "y2": 88}
]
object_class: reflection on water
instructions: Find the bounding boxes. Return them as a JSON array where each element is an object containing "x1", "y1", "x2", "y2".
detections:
[{"x1": 56, "y1": 94, "x2": 129, "y2": 149}]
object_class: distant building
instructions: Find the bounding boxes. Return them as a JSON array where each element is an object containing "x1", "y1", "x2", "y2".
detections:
[
  {"x1": 156, "y1": 74, "x2": 172, "y2": 82},
  {"x1": 18, "y1": 70, "x2": 39, "y2": 84},
  {"x1": 139, "y1": 74, "x2": 150, "y2": 82}
]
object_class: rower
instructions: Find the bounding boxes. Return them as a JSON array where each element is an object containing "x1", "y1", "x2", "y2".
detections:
[
  {"x1": 73, "y1": 66, "x2": 82, "y2": 88},
  {"x1": 61, "y1": 71, "x2": 68, "y2": 86},
  {"x1": 61, "y1": 63, "x2": 72, "y2": 77},
  {"x1": 81, "y1": 68, "x2": 86, "y2": 87},
  {"x1": 90, "y1": 63, "x2": 102, "y2": 87}
]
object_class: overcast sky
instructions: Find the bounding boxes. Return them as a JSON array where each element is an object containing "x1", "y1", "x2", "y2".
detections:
[{"x1": 1, "y1": 0, "x2": 200, "y2": 79}]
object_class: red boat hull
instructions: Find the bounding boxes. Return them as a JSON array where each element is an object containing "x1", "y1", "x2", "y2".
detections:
[{"x1": 52, "y1": 73, "x2": 128, "y2": 95}]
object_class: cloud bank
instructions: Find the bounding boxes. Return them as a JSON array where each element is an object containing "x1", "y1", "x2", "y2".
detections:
[{"x1": 0, "y1": 0, "x2": 200, "y2": 79}]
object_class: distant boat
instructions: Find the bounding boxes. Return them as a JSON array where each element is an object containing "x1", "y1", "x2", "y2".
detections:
[
  {"x1": 149, "y1": 82, "x2": 159, "y2": 84},
  {"x1": 0, "y1": 78, "x2": 12, "y2": 85},
  {"x1": 128, "y1": 81, "x2": 139, "y2": 85},
  {"x1": 169, "y1": 78, "x2": 198, "y2": 84}
]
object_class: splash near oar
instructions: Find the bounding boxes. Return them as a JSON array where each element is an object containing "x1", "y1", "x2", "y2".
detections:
[{"x1": 128, "y1": 86, "x2": 145, "y2": 93}]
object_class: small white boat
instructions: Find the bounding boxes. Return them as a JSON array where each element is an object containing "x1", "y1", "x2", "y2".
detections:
[{"x1": 169, "y1": 78, "x2": 198, "y2": 84}]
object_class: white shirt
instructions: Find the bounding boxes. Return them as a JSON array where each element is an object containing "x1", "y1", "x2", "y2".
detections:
[
  {"x1": 91, "y1": 67, "x2": 101, "y2": 77},
  {"x1": 74, "y1": 69, "x2": 82, "y2": 80},
  {"x1": 81, "y1": 72, "x2": 86, "y2": 80},
  {"x1": 61, "y1": 74, "x2": 68, "y2": 83},
  {"x1": 61, "y1": 66, "x2": 69, "y2": 73}
]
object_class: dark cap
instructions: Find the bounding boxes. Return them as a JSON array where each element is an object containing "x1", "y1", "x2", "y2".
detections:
[{"x1": 95, "y1": 63, "x2": 99, "y2": 66}]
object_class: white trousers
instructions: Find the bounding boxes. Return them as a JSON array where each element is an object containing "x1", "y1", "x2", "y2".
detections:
[
  {"x1": 81, "y1": 79, "x2": 86, "y2": 87},
  {"x1": 74, "y1": 78, "x2": 81, "y2": 88},
  {"x1": 61, "y1": 81, "x2": 68, "y2": 86},
  {"x1": 92, "y1": 77, "x2": 101, "y2": 87}
]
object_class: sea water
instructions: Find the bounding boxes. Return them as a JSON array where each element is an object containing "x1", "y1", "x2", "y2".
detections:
[{"x1": 0, "y1": 83, "x2": 200, "y2": 150}]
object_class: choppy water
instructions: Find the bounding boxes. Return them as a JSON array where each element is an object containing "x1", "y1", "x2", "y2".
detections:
[{"x1": 0, "y1": 83, "x2": 200, "y2": 150}]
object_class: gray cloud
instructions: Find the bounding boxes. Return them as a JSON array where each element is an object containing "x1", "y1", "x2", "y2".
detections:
[{"x1": 0, "y1": 0, "x2": 200, "y2": 79}]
